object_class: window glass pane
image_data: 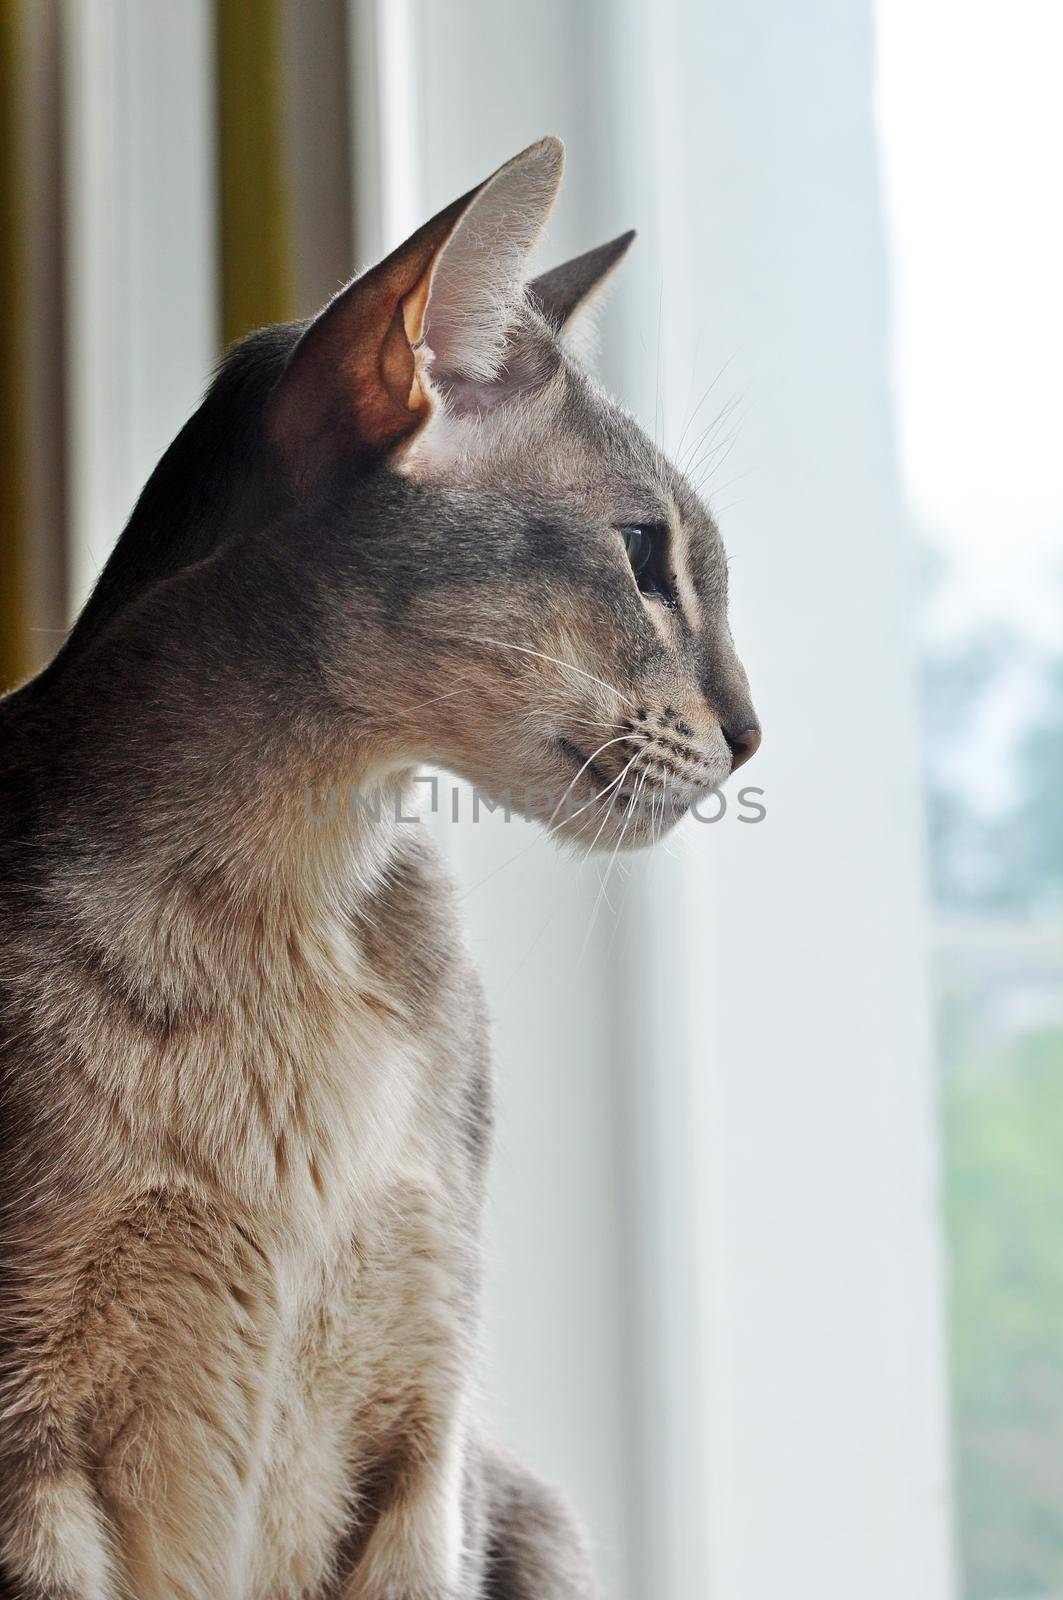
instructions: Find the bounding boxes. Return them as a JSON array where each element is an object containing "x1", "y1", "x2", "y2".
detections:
[{"x1": 878, "y1": 4, "x2": 1063, "y2": 1594}]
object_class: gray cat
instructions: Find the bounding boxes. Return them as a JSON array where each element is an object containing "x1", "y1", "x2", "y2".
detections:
[{"x1": 0, "y1": 138, "x2": 758, "y2": 1598}]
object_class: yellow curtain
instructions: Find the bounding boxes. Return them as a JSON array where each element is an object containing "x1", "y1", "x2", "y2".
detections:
[
  {"x1": 3, "y1": 0, "x2": 306, "y2": 691},
  {"x1": 0, "y1": 0, "x2": 27, "y2": 690},
  {"x1": 215, "y1": 0, "x2": 295, "y2": 347}
]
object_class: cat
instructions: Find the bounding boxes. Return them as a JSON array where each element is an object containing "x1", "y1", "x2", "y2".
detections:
[{"x1": 0, "y1": 137, "x2": 758, "y2": 1599}]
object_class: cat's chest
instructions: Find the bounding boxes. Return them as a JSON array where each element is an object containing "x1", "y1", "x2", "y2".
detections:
[
  {"x1": 249, "y1": 967, "x2": 432, "y2": 1232},
  {"x1": 245, "y1": 869, "x2": 471, "y2": 1229},
  {"x1": 238, "y1": 986, "x2": 470, "y2": 1598},
  {"x1": 242, "y1": 1152, "x2": 469, "y2": 1600}
]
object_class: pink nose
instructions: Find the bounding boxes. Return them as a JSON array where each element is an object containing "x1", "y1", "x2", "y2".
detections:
[{"x1": 724, "y1": 722, "x2": 762, "y2": 771}]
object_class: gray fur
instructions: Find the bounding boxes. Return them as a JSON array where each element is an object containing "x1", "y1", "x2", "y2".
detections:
[{"x1": 528, "y1": 232, "x2": 636, "y2": 328}]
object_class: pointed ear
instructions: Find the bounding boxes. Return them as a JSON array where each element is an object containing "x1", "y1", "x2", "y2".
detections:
[
  {"x1": 527, "y1": 230, "x2": 636, "y2": 329},
  {"x1": 266, "y1": 137, "x2": 565, "y2": 483}
]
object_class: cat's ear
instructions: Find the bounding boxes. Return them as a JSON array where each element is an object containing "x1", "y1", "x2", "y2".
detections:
[
  {"x1": 266, "y1": 137, "x2": 564, "y2": 481},
  {"x1": 527, "y1": 230, "x2": 636, "y2": 330}
]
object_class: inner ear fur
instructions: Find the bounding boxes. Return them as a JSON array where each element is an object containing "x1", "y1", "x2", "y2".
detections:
[
  {"x1": 265, "y1": 190, "x2": 473, "y2": 482},
  {"x1": 266, "y1": 136, "x2": 565, "y2": 486}
]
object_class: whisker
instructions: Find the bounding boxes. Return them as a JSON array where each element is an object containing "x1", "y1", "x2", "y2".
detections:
[
  {"x1": 457, "y1": 737, "x2": 640, "y2": 902},
  {"x1": 681, "y1": 402, "x2": 747, "y2": 486},
  {"x1": 688, "y1": 412, "x2": 747, "y2": 489},
  {"x1": 677, "y1": 390, "x2": 745, "y2": 478},
  {"x1": 686, "y1": 425, "x2": 742, "y2": 491},
  {"x1": 578, "y1": 747, "x2": 645, "y2": 853},
  {"x1": 559, "y1": 743, "x2": 645, "y2": 836},
  {"x1": 564, "y1": 715, "x2": 628, "y2": 734},
  {"x1": 578, "y1": 768, "x2": 647, "y2": 967},
  {"x1": 673, "y1": 350, "x2": 740, "y2": 467},
  {"x1": 546, "y1": 734, "x2": 633, "y2": 829},
  {"x1": 447, "y1": 634, "x2": 636, "y2": 708},
  {"x1": 459, "y1": 739, "x2": 648, "y2": 904},
  {"x1": 708, "y1": 467, "x2": 754, "y2": 499},
  {"x1": 391, "y1": 683, "x2": 482, "y2": 718}
]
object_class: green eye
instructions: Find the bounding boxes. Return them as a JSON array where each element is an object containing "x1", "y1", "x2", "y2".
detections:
[{"x1": 619, "y1": 524, "x2": 652, "y2": 577}]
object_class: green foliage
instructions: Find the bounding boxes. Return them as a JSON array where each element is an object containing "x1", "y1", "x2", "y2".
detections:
[
  {"x1": 922, "y1": 625, "x2": 1063, "y2": 913},
  {"x1": 1012, "y1": 656, "x2": 1063, "y2": 913},
  {"x1": 921, "y1": 572, "x2": 1063, "y2": 1596},
  {"x1": 943, "y1": 1015, "x2": 1063, "y2": 1598},
  {"x1": 920, "y1": 626, "x2": 1019, "y2": 910}
]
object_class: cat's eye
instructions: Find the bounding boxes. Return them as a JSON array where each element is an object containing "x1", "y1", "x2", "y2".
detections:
[
  {"x1": 616, "y1": 523, "x2": 675, "y2": 605},
  {"x1": 620, "y1": 524, "x2": 652, "y2": 577}
]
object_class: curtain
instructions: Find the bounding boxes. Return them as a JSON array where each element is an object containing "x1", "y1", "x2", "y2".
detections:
[
  {"x1": 0, "y1": 0, "x2": 28, "y2": 691},
  {"x1": 216, "y1": 0, "x2": 293, "y2": 346},
  {"x1": 0, "y1": 0, "x2": 66, "y2": 687}
]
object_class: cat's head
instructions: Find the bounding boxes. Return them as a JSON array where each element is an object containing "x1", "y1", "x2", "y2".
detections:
[{"x1": 267, "y1": 137, "x2": 759, "y2": 850}]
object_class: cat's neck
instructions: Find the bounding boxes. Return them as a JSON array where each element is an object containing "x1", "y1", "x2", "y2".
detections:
[
  {"x1": 95, "y1": 769, "x2": 415, "y2": 1027},
  {"x1": 6, "y1": 554, "x2": 419, "y2": 1015}
]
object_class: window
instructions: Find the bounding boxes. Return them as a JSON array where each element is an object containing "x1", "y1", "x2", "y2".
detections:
[{"x1": 879, "y1": 4, "x2": 1063, "y2": 1594}]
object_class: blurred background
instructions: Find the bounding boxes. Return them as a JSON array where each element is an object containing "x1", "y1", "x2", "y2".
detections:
[{"x1": 2, "y1": 2, "x2": 1061, "y2": 1596}]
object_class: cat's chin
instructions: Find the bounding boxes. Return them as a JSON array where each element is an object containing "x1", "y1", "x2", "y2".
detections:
[
  {"x1": 551, "y1": 787, "x2": 692, "y2": 853},
  {"x1": 538, "y1": 736, "x2": 712, "y2": 852}
]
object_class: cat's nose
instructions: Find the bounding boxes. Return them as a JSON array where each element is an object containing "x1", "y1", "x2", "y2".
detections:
[{"x1": 723, "y1": 720, "x2": 761, "y2": 771}]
